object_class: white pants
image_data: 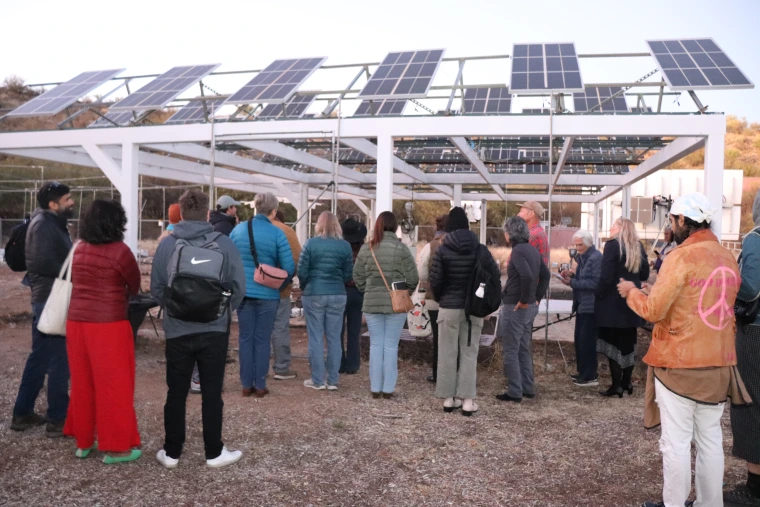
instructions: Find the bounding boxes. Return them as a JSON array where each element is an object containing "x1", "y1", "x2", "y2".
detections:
[{"x1": 655, "y1": 378, "x2": 725, "y2": 507}]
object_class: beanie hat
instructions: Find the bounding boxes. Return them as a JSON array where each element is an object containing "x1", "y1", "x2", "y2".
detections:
[
  {"x1": 37, "y1": 181, "x2": 70, "y2": 209},
  {"x1": 168, "y1": 203, "x2": 181, "y2": 224},
  {"x1": 446, "y1": 207, "x2": 469, "y2": 232}
]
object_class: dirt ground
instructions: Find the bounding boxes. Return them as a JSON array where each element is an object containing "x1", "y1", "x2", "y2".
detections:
[{"x1": 0, "y1": 265, "x2": 748, "y2": 507}]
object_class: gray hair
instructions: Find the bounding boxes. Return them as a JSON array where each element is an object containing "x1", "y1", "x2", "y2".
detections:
[
  {"x1": 572, "y1": 229, "x2": 594, "y2": 247},
  {"x1": 503, "y1": 216, "x2": 530, "y2": 244},
  {"x1": 254, "y1": 192, "x2": 279, "y2": 216}
]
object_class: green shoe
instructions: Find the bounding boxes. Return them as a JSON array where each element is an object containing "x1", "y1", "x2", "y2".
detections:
[
  {"x1": 102, "y1": 449, "x2": 142, "y2": 464},
  {"x1": 75, "y1": 442, "x2": 97, "y2": 459}
]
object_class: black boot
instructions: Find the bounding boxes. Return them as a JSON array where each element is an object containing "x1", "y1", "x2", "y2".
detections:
[
  {"x1": 600, "y1": 358, "x2": 623, "y2": 397},
  {"x1": 621, "y1": 365, "x2": 634, "y2": 395}
]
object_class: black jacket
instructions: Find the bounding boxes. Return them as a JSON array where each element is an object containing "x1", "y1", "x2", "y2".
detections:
[
  {"x1": 502, "y1": 242, "x2": 551, "y2": 305},
  {"x1": 25, "y1": 208, "x2": 72, "y2": 304},
  {"x1": 429, "y1": 229, "x2": 500, "y2": 310},
  {"x1": 209, "y1": 210, "x2": 236, "y2": 236},
  {"x1": 595, "y1": 238, "x2": 649, "y2": 328}
]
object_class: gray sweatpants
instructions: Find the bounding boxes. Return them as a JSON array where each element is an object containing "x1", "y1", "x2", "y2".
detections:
[
  {"x1": 435, "y1": 308, "x2": 483, "y2": 400},
  {"x1": 500, "y1": 304, "x2": 540, "y2": 398},
  {"x1": 270, "y1": 297, "x2": 292, "y2": 374}
]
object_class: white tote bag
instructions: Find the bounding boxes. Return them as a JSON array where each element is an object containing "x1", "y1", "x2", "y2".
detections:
[
  {"x1": 37, "y1": 242, "x2": 78, "y2": 336},
  {"x1": 407, "y1": 289, "x2": 432, "y2": 338}
]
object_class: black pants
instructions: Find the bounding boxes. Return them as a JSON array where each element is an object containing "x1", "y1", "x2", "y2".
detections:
[
  {"x1": 164, "y1": 332, "x2": 229, "y2": 460},
  {"x1": 429, "y1": 310, "x2": 439, "y2": 380},
  {"x1": 574, "y1": 313, "x2": 598, "y2": 381},
  {"x1": 341, "y1": 286, "x2": 364, "y2": 373}
]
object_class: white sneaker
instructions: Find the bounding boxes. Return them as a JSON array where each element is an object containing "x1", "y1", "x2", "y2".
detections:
[
  {"x1": 303, "y1": 379, "x2": 326, "y2": 390},
  {"x1": 156, "y1": 449, "x2": 179, "y2": 469},
  {"x1": 326, "y1": 384, "x2": 338, "y2": 391},
  {"x1": 206, "y1": 447, "x2": 243, "y2": 468},
  {"x1": 190, "y1": 380, "x2": 201, "y2": 394}
]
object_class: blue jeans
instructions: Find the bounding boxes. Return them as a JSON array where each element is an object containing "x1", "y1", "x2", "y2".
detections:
[
  {"x1": 302, "y1": 295, "x2": 347, "y2": 386},
  {"x1": 13, "y1": 302, "x2": 70, "y2": 422},
  {"x1": 237, "y1": 298, "x2": 279, "y2": 390},
  {"x1": 365, "y1": 312, "x2": 407, "y2": 394}
]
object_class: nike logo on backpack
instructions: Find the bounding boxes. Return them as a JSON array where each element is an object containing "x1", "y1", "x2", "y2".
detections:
[{"x1": 191, "y1": 257, "x2": 211, "y2": 265}]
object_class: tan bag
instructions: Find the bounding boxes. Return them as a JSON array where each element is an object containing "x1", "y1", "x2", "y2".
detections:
[{"x1": 370, "y1": 246, "x2": 414, "y2": 314}]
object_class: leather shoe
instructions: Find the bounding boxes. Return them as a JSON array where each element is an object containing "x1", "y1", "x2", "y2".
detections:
[
  {"x1": 242, "y1": 388, "x2": 254, "y2": 397},
  {"x1": 495, "y1": 392, "x2": 522, "y2": 403},
  {"x1": 426, "y1": 375, "x2": 436, "y2": 383},
  {"x1": 254, "y1": 388, "x2": 270, "y2": 398}
]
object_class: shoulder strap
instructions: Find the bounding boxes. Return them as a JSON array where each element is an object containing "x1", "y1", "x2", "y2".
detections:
[
  {"x1": 247, "y1": 218, "x2": 260, "y2": 268},
  {"x1": 369, "y1": 246, "x2": 392, "y2": 294},
  {"x1": 59, "y1": 241, "x2": 80, "y2": 282}
]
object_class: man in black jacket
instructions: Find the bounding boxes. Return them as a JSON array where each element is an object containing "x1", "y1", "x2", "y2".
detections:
[
  {"x1": 209, "y1": 195, "x2": 240, "y2": 236},
  {"x1": 11, "y1": 182, "x2": 75, "y2": 436}
]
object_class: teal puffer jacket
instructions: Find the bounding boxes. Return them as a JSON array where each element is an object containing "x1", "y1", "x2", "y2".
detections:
[
  {"x1": 298, "y1": 236, "x2": 354, "y2": 296},
  {"x1": 353, "y1": 232, "x2": 419, "y2": 314}
]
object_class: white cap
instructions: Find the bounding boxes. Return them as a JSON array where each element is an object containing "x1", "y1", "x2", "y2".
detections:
[
  {"x1": 216, "y1": 195, "x2": 241, "y2": 209},
  {"x1": 670, "y1": 192, "x2": 718, "y2": 224}
]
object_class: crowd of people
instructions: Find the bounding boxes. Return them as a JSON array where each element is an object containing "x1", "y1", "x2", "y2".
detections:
[{"x1": 7, "y1": 182, "x2": 760, "y2": 507}]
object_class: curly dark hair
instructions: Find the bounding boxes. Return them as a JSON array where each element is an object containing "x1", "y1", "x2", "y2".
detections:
[{"x1": 79, "y1": 200, "x2": 127, "y2": 245}]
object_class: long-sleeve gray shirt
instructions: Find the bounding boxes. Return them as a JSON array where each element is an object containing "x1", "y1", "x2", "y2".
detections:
[{"x1": 502, "y1": 242, "x2": 550, "y2": 305}]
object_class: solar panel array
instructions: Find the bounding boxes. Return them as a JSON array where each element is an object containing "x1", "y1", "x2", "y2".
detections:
[
  {"x1": 6, "y1": 69, "x2": 124, "y2": 117},
  {"x1": 226, "y1": 58, "x2": 326, "y2": 105},
  {"x1": 353, "y1": 99, "x2": 408, "y2": 117},
  {"x1": 89, "y1": 110, "x2": 138, "y2": 128},
  {"x1": 647, "y1": 39, "x2": 753, "y2": 90},
  {"x1": 522, "y1": 108, "x2": 550, "y2": 114},
  {"x1": 109, "y1": 65, "x2": 220, "y2": 111},
  {"x1": 165, "y1": 99, "x2": 225, "y2": 125},
  {"x1": 358, "y1": 50, "x2": 445, "y2": 99},
  {"x1": 574, "y1": 87, "x2": 628, "y2": 112},
  {"x1": 258, "y1": 95, "x2": 316, "y2": 119},
  {"x1": 462, "y1": 88, "x2": 512, "y2": 114},
  {"x1": 511, "y1": 43, "x2": 583, "y2": 93}
]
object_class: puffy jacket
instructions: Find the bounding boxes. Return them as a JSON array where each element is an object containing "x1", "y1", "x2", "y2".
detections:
[
  {"x1": 230, "y1": 214, "x2": 295, "y2": 300},
  {"x1": 569, "y1": 245, "x2": 602, "y2": 314},
  {"x1": 273, "y1": 219, "x2": 302, "y2": 299},
  {"x1": 25, "y1": 208, "x2": 72, "y2": 304},
  {"x1": 417, "y1": 232, "x2": 446, "y2": 310},
  {"x1": 68, "y1": 241, "x2": 141, "y2": 323},
  {"x1": 595, "y1": 239, "x2": 649, "y2": 328},
  {"x1": 429, "y1": 229, "x2": 500, "y2": 310},
  {"x1": 209, "y1": 210, "x2": 236, "y2": 236},
  {"x1": 298, "y1": 237, "x2": 354, "y2": 296},
  {"x1": 626, "y1": 229, "x2": 740, "y2": 368},
  {"x1": 353, "y1": 232, "x2": 418, "y2": 314}
]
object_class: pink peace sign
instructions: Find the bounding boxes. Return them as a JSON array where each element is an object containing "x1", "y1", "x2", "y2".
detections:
[{"x1": 697, "y1": 266, "x2": 738, "y2": 331}]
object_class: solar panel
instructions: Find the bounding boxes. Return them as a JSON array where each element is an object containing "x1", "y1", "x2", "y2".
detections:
[
  {"x1": 257, "y1": 95, "x2": 316, "y2": 119},
  {"x1": 89, "y1": 110, "x2": 138, "y2": 128},
  {"x1": 353, "y1": 99, "x2": 408, "y2": 117},
  {"x1": 226, "y1": 58, "x2": 326, "y2": 105},
  {"x1": 522, "y1": 108, "x2": 550, "y2": 114},
  {"x1": 630, "y1": 106, "x2": 653, "y2": 113},
  {"x1": 358, "y1": 49, "x2": 445, "y2": 99},
  {"x1": 6, "y1": 69, "x2": 125, "y2": 117},
  {"x1": 510, "y1": 43, "x2": 584, "y2": 93},
  {"x1": 574, "y1": 87, "x2": 628, "y2": 112},
  {"x1": 462, "y1": 87, "x2": 512, "y2": 114},
  {"x1": 647, "y1": 39, "x2": 753, "y2": 90},
  {"x1": 109, "y1": 64, "x2": 220, "y2": 111},
  {"x1": 165, "y1": 99, "x2": 225, "y2": 125}
]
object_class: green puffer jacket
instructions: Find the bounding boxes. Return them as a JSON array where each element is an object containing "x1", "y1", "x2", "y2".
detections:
[{"x1": 354, "y1": 232, "x2": 419, "y2": 314}]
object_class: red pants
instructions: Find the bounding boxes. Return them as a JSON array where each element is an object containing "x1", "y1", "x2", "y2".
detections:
[{"x1": 63, "y1": 320, "x2": 141, "y2": 452}]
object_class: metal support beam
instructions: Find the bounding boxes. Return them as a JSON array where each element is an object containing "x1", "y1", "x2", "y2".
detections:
[
  {"x1": 121, "y1": 143, "x2": 140, "y2": 254},
  {"x1": 480, "y1": 199, "x2": 487, "y2": 245},
  {"x1": 453, "y1": 185, "x2": 462, "y2": 207},
  {"x1": 552, "y1": 137, "x2": 575, "y2": 186},
  {"x1": 296, "y1": 183, "x2": 309, "y2": 245},
  {"x1": 621, "y1": 185, "x2": 631, "y2": 219},
  {"x1": 376, "y1": 135, "x2": 394, "y2": 216},
  {"x1": 450, "y1": 137, "x2": 507, "y2": 200},
  {"x1": 350, "y1": 197, "x2": 370, "y2": 217},
  {"x1": 703, "y1": 133, "x2": 725, "y2": 239}
]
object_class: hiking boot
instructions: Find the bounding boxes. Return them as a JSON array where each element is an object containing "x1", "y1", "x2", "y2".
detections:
[
  {"x1": 10, "y1": 413, "x2": 47, "y2": 432},
  {"x1": 46, "y1": 420, "x2": 65, "y2": 438},
  {"x1": 573, "y1": 377, "x2": 599, "y2": 387},
  {"x1": 273, "y1": 370, "x2": 297, "y2": 380}
]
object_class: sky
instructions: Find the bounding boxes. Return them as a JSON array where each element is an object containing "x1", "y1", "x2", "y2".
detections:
[{"x1": 2, "y1": 0, "x2": 759, "y2": 120}]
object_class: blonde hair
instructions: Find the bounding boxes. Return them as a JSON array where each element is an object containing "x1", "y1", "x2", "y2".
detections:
[
  {"x1": 315, "y1": 211, "x2": 343, "y2": 239},
  {"x1": 613, "y1": 218, "x2": 642, "y2": 273}
]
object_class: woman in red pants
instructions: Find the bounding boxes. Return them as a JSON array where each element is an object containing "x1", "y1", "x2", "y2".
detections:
[{"x1": 64, "y1": 200, "x2": 142, "y2": 464}]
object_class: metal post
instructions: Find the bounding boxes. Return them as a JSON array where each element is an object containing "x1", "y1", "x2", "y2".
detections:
[
  {"x1": 452, "y1": 185, "x2": 462, "y2": 207},
  {"x1": 593, "y1": 202, "x2": 600, "y2": 248},
  {"x1": 208, "y1": 103, "x2": 216, "y2": 210},
  {"x1": 332, "y1": 98, "x2": 341, "y2": 213},
  {"x1": 480, "y1": 199, "x2": 487, "y2": 245},
  {"x1": 704, "y1": 133, "x2": 725, "y2": 239},
  {"x1": 544, "y1": 93, "x2": 554, "y2": 371},
  {"x1": 162, "y1": 187, "x2": 166, "y2": 233},
  {"x1": 375, "y1": 135, "x2": 394, "y2": 215}
]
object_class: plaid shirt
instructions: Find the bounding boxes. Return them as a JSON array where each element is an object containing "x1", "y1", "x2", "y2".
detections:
[{"x1": 529, "y1": 223, "x2": 549, "y2": 265}]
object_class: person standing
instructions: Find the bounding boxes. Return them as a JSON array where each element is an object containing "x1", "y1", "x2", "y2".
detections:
[
  {"x1": 269, "y1": 210, "x2": 301, "y2": 381},
  {"x1": 430, "y1": 207, "x2": 500, "y2": 416},
  {"x1": 725, "y1": 188, "x2": 760, "y2": 507},
  {"x1": 653, "y1": 227, "x2": 676, "y2": 274},
  {"x1": 353, "y1": 211, "x2": 418, "y2": 399},
  {"x1": 64, "y1": 200, "x2": 142, "y2": 464},
  {"x1": 517, "y1": 201, "x2": 549, "y2": 265},
  {"x1": 595, "y1": 218, "x2": 649, "y2": 398},
  {"x1": 10, "y1": 182, "x2": 74, "y2": 437},
  {"x1": 339, "y1": 218, "x2": 368, "y2": 375},
  {"x1": 496, "y1": 217, "x2": 550, "y2": 403},
  {"x1": 209, "y1": 195, "x2": 240, "y2": 236},
  {"x1": 298, "y1": 212, "x2": 354, "y2": 390},
  {"x1": 151, "y1": 189, "x2": 246, "y2": 469},
  {"x1": 417, "y1": 215, "x2": 448, "y2": 383},
  {"x1": 561, "y1": 229, "x2": 602, "y2": 387},
  {"x1": 617, "y1": 193, "x2": 749, "y2": 507},
  {"x1": 230, "y1": 192, "x2": 295, "y2": 398}
]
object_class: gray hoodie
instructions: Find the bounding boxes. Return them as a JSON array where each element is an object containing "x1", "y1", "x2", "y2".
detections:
[{"x1": 151, "y1": 220, "x2": 246, "y2": 339}]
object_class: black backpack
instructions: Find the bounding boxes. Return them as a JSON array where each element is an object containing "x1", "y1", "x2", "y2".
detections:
[
  {"x1": 3, "y1": 217, "x2": 31, "y2": 272},
  {"x1": 464, "y1": 244, "x2": 502, "y2": 345}
]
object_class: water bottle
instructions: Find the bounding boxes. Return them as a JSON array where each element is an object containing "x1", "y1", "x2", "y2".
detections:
[
  {"x1": 218, "y1": 282, "x2": 232, "y2": 318},
  {"x1": 475, "y1": 282, "x2": 485, "y2": 298}
]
